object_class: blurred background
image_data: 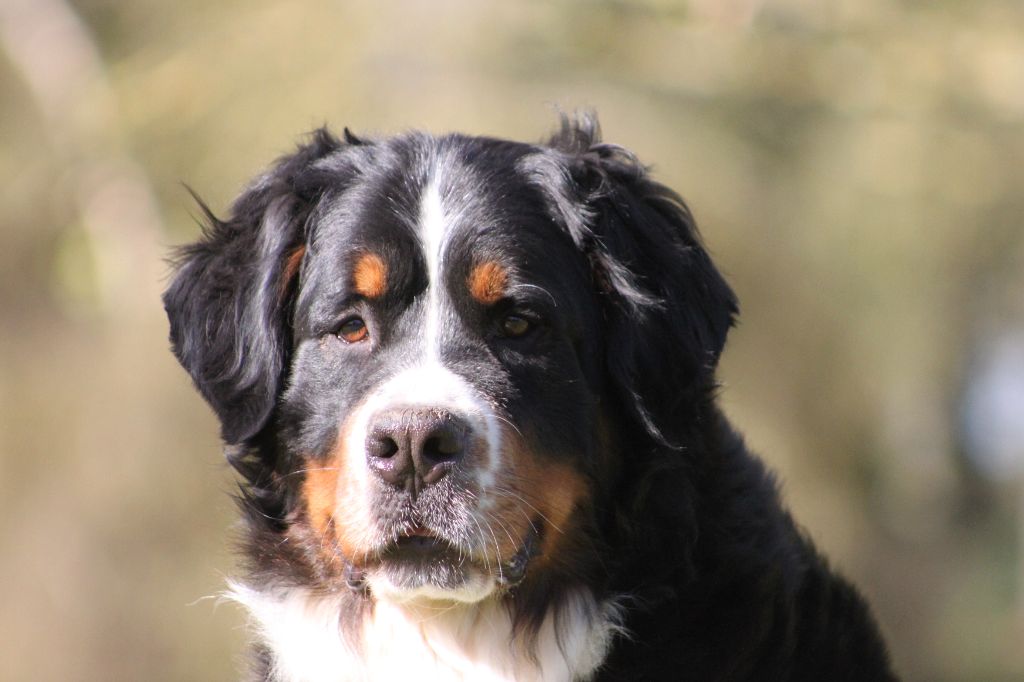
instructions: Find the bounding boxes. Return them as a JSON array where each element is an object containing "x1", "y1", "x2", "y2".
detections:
[{"x1": 1, "y1": 0, "x2": 1022, "y2": 679}]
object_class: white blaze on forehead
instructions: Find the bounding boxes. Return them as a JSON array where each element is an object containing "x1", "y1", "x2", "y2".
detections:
[
  {"x1": 337, "y1": 164, "x2": 503, "y2": 572},
  {"x1": 418, "y1": 174, "x2": 450, "y2": 360},
  {"x1": 408, "y1": 165, "x2": 500, "y2": 485}
]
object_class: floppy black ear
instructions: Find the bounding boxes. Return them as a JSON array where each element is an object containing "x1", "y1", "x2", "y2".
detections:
[
  {"x1": 163, "y1": 129, "x2": 344, "y2": 444},
  {"x1": 524, "y1": 115, "x2": 737, "y2": 446}
]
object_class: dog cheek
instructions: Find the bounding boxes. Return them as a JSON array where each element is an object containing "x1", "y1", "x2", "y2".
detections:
[
  {"x1": 494, "y1": 431, "x2": 590, "y2": 565},
  {"x1": 300, "y1": 420, "x2": 378, "y2": 566},
  {"x1": 303, "y1": 459, "x2": 339, "y2": 541}
]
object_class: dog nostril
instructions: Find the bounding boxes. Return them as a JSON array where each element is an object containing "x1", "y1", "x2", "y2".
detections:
[
  {"x1": 366, "y1": 409, "x2": 470, "y2": 491},
  {"x1": 365, "y1": 428, "x2": 410, "y2": 488},
  {"x1": 367, "y1": 435, "x2": 399, "y2": 459},
  {"x1": 417, "y1": 420, "x2": 466, "y2": 486},
  {"x1": 423, "y1": 432, "x2": 462, "y2": 463}
]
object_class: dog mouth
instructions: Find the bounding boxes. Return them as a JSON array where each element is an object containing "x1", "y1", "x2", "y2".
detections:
[
  {"x1": 384, "y1": 526, "x2": 459, "y2": 561},
  {"x1": 395, "y1": 525, "x2": 444, "y2": 547},
  {"x1": 344, "y1": 522, "x2": 541, "y2": 595}
]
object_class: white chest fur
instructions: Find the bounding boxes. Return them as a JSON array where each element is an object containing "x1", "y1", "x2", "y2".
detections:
[{"x1": 229, "y1": 584, "x2": 622, "y2": 682}]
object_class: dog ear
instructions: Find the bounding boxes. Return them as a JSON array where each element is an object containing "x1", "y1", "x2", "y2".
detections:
[
  {"x1": 163, "y1": 129, "x2": 345, "y2": 444},
  {"x1": 524, "y1": 115, "x2": 737, "y2": 446}
]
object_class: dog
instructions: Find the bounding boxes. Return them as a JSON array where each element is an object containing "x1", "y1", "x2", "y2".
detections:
[{"x1": 164, "y1": 114, "x2": 897, "y2": 681}]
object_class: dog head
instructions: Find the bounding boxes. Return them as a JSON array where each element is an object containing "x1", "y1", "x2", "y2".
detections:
[{"x1": 164, "y1": 115, "x2": 736, "y2": 606}]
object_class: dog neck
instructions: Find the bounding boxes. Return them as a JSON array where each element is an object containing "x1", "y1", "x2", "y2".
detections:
[{"x1": 229, "y1": 583, "x2": 622, "y2": 682}]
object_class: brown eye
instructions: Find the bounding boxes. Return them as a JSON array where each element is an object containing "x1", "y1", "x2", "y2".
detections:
[
  {"x1": 501, "y1": 314, "x2": 531, "y2": 338},
  {"x1": 338, "y1": 317, "x2": 368, "y2": 343}
]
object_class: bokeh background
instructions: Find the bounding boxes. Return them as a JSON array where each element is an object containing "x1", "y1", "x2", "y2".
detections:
[{"x1": 2, "y1": 0, "x2": 1022, "y2": 679}]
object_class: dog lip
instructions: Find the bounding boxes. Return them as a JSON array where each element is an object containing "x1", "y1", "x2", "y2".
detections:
[
  {"x1": 392, "y1": 527, "x2": 447, "y2": 552},
  {"x1": 402, "y1": 525, "x2": 435, "y2": 538},
  {"x1": 497, "y1": 520, "x2": 542, "y2": 588}
]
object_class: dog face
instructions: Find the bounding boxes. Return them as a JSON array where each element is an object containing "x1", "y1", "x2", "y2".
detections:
[
  {"x1": 164, "y1": 118, "x2": 736, "y2": 605},
  {"x1": 283, "y1": 141, "x2": 606, "y2": 602}
]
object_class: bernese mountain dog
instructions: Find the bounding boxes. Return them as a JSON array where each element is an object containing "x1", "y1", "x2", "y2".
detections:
[{"x1": 164, "y1": 114, "x2": 897, "y2": 681}]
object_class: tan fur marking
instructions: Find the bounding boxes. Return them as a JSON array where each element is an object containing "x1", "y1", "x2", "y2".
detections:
[
  {"x1": 301, "y1": 431, "x2": 373, "y2": 567},
  {"x1": 279, "y1": 244, "x2": 306, "y2": 301},
  {"x1": 353, "y1": 252, "x2": 388, "y2": 298},
  {"x1": 331, "y1": 422, "x2": 377, "y2": 566},
  {"x1": 531, "y1": 464, "x2": 588, "y2": 564},
  {"x1": 468, "y1": 261, "x2": 508, "y2": 305},
  {"x1": 495, "y1": 434, "x2": 590, "y2": 568},
  {"x1": 302, "y1": 456, "x2": 340, "y2": 542},
  {"x1": 334, "y1": 475, "x2": 370, "y2": 565}
]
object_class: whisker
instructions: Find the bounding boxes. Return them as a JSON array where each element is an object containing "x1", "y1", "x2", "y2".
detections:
[
  {"x1": 276, "y1": 466, "x2": 343, "y2": 481},
  {"x1": 493, "y1": 414, "x2": 524, "y2": 439},
  {"x1": 513, "y1": 282, "x2": 558, "y2": 306},
  {"x1": 469, "y1": 515, "x2": 492, "y2": 573},
  {"x1": 319, "y1": 515, "x2": 336, "y2": 555},
  {"x1": 488, "y1": 512, "x2": 519, "y2": 556},
  {"x1": 481, "y1": 517, "x2": 504, "y2": 583},
  {"x1": 490, "y1": 485, "x2": 565, "y2": 535}
]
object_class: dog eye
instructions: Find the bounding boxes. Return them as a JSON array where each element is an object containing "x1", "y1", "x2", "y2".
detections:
[
  {"x1": 501, "y1": 314, "x2": 532, "y2": 338},
  {"x1": 337, "y1": 317, "x2": 369, "y2": 343}
]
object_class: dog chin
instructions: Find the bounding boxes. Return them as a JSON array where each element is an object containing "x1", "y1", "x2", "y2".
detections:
[
  {"x1": 359, "y1": 535, "x2": 493, "y2": 603},
  {"x1": 366, "y1": 565, "x2": 495, "y2": 604}
]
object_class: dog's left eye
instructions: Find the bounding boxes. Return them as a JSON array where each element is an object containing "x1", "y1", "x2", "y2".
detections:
[
  {"x1": 337, "y1": 317, "x2": 369, "y2": 343},
  {"x1": 500, "y1": 314, "x2": 532, "y2": 338}
]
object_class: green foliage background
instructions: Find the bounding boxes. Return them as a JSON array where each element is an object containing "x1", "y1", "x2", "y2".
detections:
[{"x1": 1, "y1": 0, "x2": 1022, "y2": 679}]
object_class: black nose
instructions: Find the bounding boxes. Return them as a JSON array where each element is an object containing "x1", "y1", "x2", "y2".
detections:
[{"x1": 365, "y1": 409, "x2": 468, "y2": 496}]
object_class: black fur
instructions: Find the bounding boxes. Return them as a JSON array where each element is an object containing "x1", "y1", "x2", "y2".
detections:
[{"x1": 164, "y1": 114, "x2": 897, "y2": 681}]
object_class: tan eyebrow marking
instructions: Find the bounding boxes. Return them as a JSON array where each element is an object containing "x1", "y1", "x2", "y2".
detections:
[
  {"x1": 467, "y1": 261, "x2": 508, "y2": 305},
  {"x1": 352, "y1": 252, "x2": 388, "y2": 298}
]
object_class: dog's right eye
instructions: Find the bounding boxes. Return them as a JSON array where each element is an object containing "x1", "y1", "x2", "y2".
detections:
[{"x1": 337, "y1": 317, "x2": 368, "y2": 343}]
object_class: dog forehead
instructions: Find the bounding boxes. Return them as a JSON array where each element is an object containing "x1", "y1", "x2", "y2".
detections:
[
  {"x1": 419, "y1": 152, "x2": 579, "y2": 263},
  {"x1": 303, "y1": 135, "x2": 584, "y2": 311}
]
